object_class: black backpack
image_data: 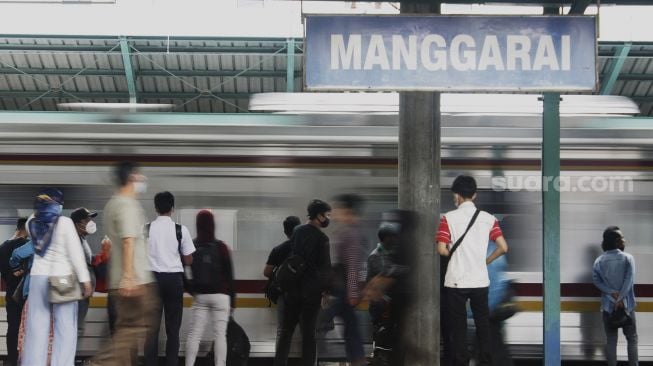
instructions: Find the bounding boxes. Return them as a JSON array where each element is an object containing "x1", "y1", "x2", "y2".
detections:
[
  {"x1": 226, "y1": 317, "x2": 250, "y2": 366},
  {"x1": 263, "y1": 267, "x2": 282, "y2": 305},
  {"x1": 191, "y1": 241, "x2": 222, "y2": 293},
  {"x1": 274, "y1": 254, "x2": 307, "y2": 295}
]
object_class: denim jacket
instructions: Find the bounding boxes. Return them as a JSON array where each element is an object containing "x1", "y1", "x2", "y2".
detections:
[
  {"x1": 592, "y1": 249, "x2": 636, "y2": 314},
  {"x1": 10, "y1": 240, "x2": 34, "y2": 299}
]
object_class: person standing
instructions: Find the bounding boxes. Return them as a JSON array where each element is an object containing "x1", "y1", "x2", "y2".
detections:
[
  {"x1": 145, "y1": 191, "x2": 195, "y2": 366},
  {"x1": 93, "y1": 162, "x2": 159, "y2": 366},
  {"x1": 436, "y1": 175, "x2": 508, "y2": 366},
  {"x1": 185, "y1": 209, "x2": 235, "y2": 366},
  {"x1": 0, "y1": 218, "x2": 29, "y2": 366},
  {"x1": 592, "y1": 226, "x2": 638, "y2": 366},
  {"x1": 23, "y1": 188, "x2": 92, "y2": 366},
  {"x1": 326, "y1": 194, "x2": 366, "y2": 366},
  {"x1": 70, "y1": 207, "x2": 110, "y2": 337},
  {"x1": 274, "y1": 199, "x2": 332, "y2": 366},
  {"x1": 263, "y1": 215, "x2": 301, "y2": 341}
]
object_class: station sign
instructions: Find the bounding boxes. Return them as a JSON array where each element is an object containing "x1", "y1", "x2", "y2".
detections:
[{"x1": 305, "y1": 15, "x2": 597, "y2": 92}]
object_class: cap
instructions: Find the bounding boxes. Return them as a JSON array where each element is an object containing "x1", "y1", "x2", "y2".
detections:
[
  {"x1": 70, "y1": 207, "x2": 98, "y2": 223},
  {"x1": 36, "y1": 188, "x2": 64, "y2": 205}
]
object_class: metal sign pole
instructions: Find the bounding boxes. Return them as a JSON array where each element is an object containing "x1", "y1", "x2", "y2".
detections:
[
  {"x1": 399, "y1": 2, "x2": 440, "y2": 365},
  {"x1": 542, "y1": 92, "x2": 561, "y2": 366}
]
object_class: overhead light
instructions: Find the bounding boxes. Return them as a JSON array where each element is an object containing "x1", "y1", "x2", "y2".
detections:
[{"x1": 58, "y1": 103, "x2": 174, "y2": 112}]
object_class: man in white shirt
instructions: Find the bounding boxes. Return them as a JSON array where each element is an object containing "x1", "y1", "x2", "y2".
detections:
[
  {"x1": 144, "y1": 191, "x2": 195, "y2": 366},
  {"x1": 436, "y1": 175, "x2": 508, "y2": 366}
]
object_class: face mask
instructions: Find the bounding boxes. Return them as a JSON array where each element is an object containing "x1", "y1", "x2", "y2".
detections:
[
  {"x1": 134, "y1": 181, "x2": 147, "y2": 194},
  {"x1": 85, "y1": 221, "x2": 97, "y2": 235},
  {"x1": 320, "y1": 217, "x2": 330, "y2": 228}
]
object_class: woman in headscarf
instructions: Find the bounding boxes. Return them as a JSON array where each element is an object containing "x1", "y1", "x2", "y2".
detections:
[
  {"x1": 23, "y1": 188, "x2": 92, "y2": 366},
  {"x1": 185, "y1": 209, "x2": 235, "y2": 366}
]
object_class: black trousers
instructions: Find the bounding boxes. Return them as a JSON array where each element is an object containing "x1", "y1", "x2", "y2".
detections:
[
  {"x1": 489, "y1": 319, "x2": 513, "y2": 366},
  {"x1": 447, "y1": 287, "x2": 491, "y2": 366},
  {"x1": 145, "y1": 272, "x2": 185, "y2": 366},
  {"x1": 5, "y1": 294, "x2": 22, "y2": 366},
  {"x1": 273, "y1": 296, "x2": 321, "y2": 366}
]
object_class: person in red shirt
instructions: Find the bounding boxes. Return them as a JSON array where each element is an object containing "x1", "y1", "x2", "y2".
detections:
[{"x1": 436, "y1": 175, "x2": 508, "y2": 366}]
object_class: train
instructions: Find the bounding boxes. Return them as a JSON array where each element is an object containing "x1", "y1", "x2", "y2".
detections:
[{"x1": 0, "y1": 93, "x2": 650, "y2": 362}]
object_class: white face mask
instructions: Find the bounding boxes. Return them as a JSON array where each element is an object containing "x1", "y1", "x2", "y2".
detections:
[
  {"x1": 85, "y1": 221, "x2": 97, "y2": 235},
  {"x1": 134, "y1": 181, "x2": 147, "y2": 194}
]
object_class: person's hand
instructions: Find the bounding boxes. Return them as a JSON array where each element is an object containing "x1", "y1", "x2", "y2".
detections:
[
  {"x1": 118, "y1": 276, "x2": 143, "y2": 297},
  {"x1": 101, "y1": 237, "x2": 112, "y2": 255},
  {"x1": 82, "y1": 281, "x2": 93, "y2": 298},
  {"x1": 611, "y1": 292, "x2": 620, "y2": 300},
  {"x1": 615, "y1": 300, "x2": 625, "y2": 310},
  {"x1": 321, "y1": 293, "x2": 330, "y2": 308},
  {"x1": 347, "y1": 296, "x2": 360, "y2": 307},
  {"x1": 12, "y1": 269, "x2": 24, "y2": 277}
]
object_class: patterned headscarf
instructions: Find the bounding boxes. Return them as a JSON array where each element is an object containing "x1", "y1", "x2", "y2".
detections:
[{"x1": 29, "y1": 188, "x2": 64, "y2": 257}]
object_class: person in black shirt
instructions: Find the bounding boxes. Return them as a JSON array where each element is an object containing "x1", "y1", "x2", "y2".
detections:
[
  {"x1": 274, "y1": 200, "x2": 332, "y2": 366},
  {"x1": 263, "y1": 215, "x2": 301, "y2": 344},
  {"x1": 0, "y1": 217, "x2": 28, "y2": 366}
]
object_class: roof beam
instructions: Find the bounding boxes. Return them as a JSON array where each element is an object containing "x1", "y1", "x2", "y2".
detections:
[
  {"x1": 0, "y1": 91, "x2": 251, "y2": 100},
  {"x1": 0, "y1": 44, "x2": 303, "y2": 54},
  {"x1": 600, "y1": 43, "x2": 632, "y2": 95},
  {"x1": 120, "y1": 37, "x2": 137, "y2": 104},
  {"x1": 569, "y1": 0, "x2": 593, "y2": 14},
  {"x1": 0, "y1": 68, "x2": 293, "y2": 78}
]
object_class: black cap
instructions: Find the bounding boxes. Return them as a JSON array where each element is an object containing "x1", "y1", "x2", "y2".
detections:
[{"x1": 70, "y1": 207, "x2": 98, "y2": 224}]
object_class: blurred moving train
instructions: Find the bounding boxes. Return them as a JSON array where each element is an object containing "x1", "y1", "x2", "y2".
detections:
[{"x1": 0, "y1": 93, "x2": 651, "y2": 362}]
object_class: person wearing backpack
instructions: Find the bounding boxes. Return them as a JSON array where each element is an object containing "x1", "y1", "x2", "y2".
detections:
[
  {"x1": 263, "y1": 216, "x2": 301, "y2": 339},
  {"x1": 436, "y1": 176, "x2": 508, "y2": 366},
  {"x1": 274, "y1": 199, "x2": 332, "y2": 366},
  {"x1": 145, "y1": 191, "x2": 196, "y2": 366},
  {"x1": 185, "y1": 209, "x2": 236, "y2": 366},
  {"x1": 592, "y1": 226, "x2": 638, "y2": 366}
]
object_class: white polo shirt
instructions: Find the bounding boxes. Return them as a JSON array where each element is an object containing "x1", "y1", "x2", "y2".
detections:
[
  {"x1": 436, "y1": 201, "x2": 503, "y2": 289},
  {"x1": 147, "y1": 215, "x2": 195, "y2": 273}
]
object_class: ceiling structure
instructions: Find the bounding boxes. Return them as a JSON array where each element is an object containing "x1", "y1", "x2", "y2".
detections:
[{"x1": 0, "y1": 35, "x2": 651, "y2": 115}]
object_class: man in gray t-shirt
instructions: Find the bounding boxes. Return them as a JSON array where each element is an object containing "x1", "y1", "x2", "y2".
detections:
[{"x1": 93, "y1": 162, "x2": 159, "y2": 366}]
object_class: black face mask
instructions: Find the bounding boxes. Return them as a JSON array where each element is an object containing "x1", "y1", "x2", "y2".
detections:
[{"x1": 320, "y1": 217, "x2": 330, "y2": 228}]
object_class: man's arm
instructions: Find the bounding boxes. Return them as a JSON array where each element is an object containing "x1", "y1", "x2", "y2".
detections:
[
  {"x1": 486, "y1": 236, "x2": 508, "y2": 265},
  {"x1": 435, "y1": 216, "x2": 451, "y2": 257},
  {"x1": 263, "y1": 264, "x2": 274, "y2": 278},
  {"x1": 617, "y1": 255, "x2": 635, "y2": 302},
  {"x1": 437, "y1": 242, "x2": 450, "y2": 257},
  {"x1": 119, "y1": 236, "x2": 141, "y2": 297},
  {"x1": 592, "y1": 259, "x2": 616, "y2": 301}
]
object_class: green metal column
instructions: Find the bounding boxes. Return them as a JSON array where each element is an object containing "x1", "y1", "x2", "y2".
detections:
[
  {"x1": 600, "y1": 43, "x2": 631, "y2": 95},
  {"x1": 286, "y1": 38, "x2": 295, "y2": 92},
  {"x1": 542, "y1": 93, "x2": 561, "y2": 366},
  {"x1": 119, "y1": 37, "x2": 137, "y2": 103}
]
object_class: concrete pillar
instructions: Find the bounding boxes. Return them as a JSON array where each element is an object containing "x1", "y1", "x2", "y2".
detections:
[{"x1": 399, "y1": 3, "x2": 441, "y2": 365}]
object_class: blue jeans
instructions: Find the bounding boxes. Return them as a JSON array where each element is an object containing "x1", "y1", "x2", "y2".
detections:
[
  {"x1": 322, "y1": 290, "x2": 365, "y2": 362},
  {"x1": 602, "y1": 311, "x2": 638, "y2": 366},
  {"x1": 23, "y1": 275, "x2": 79, "y2": 366}
]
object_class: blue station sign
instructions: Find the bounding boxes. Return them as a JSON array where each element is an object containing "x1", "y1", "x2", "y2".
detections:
[{"x1": 305, "y1": 15, "x2": 597, "y2": 92}]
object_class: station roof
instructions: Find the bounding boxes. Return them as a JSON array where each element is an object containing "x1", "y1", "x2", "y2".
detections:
[{"x1": 0, "y1": 35, "x2": 652, "y2": 116}]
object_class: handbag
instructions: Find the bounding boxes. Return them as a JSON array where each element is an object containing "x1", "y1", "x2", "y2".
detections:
[
  {"x1": 607, "y1": 307, "x2": 632, "y2": 328},
  {"x1": 47, "y1": 221, "x2": 83, "y2": 304},
  {"x1": 48, "y1": 273, "x2": 83, "y2": 304}
]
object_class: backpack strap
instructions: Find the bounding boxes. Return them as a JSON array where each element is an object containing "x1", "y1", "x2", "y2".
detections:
[
  {"x1": 448, "y1": 209, "x2": 481, "y2": 258},
  {"x1": 143, "y1": 223, "x2": 151, "y2": 239}
]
